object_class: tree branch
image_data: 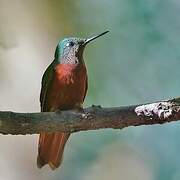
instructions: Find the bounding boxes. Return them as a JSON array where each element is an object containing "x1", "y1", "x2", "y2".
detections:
[{"x1": 0, "y1": 97, "x2": 179, "y2": 135}]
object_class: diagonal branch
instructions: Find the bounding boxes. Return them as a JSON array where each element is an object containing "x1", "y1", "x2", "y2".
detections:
[{"x1": 0, "y1": 97, "x2": 180, "y2": 135}]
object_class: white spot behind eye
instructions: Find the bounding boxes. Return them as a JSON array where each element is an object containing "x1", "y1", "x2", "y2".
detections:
[
  {"x1": 66, "y1": 41, "x2": 75, "y2": 47},
  {"x1": 66, "y1": 42, "x2": 70, "y2": 47}
]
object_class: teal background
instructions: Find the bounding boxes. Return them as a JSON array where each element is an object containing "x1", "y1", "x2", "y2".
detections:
[{"x1": 0, "y1": 0, "x2": 179, "y2": 180}]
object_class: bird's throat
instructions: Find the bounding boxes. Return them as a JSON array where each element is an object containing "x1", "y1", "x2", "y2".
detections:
[{"x1": 54, "y1": 63, "x2": 87, "y2": 84}]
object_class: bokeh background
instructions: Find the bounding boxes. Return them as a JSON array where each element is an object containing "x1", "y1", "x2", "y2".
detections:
[{"x1": 0, "y1": 0, "x2": 179, "y2": 180}]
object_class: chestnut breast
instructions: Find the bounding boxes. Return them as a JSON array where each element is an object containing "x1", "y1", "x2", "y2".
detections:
[{"x1": 47, "y1": 64, "x2": 87, "y2": 111}]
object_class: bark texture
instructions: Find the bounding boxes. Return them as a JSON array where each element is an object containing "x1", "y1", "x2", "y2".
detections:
[{"x1": 0, "y1": 97, "x2": 179, "y2": 135}]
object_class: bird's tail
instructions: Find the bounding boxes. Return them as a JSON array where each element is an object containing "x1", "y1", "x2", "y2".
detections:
[{"x1": 37, "y1": 132, "x2": 70, "y2": 170}]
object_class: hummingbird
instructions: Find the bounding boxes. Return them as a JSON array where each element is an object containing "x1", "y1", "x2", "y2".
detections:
[{"x1": 37, "y1": 31, "x2": 109, "y2": 170}]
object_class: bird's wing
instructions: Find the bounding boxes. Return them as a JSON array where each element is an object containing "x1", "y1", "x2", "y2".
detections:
[
  {"x1": 83, "y1": 74, "x2": 88, "y2": 102},
  {"x1": 38, "y1": 60, "x2": 70, "y2": 170},
  {"x1": 40, "y1": 60, "x2": 55, "y2": 112}
]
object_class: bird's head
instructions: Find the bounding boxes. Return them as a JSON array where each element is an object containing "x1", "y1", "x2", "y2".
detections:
[{"x1": 54, "y1": 31, "x2": 109, "y2": 64}]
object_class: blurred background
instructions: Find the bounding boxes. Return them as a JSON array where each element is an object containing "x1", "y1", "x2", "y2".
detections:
[{"x1": 0, "y1": 0, "x2": 179, "y2": 179}]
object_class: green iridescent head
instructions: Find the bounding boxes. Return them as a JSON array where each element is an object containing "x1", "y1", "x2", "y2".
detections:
[{"x1": 54, "y1": 31, "x2": 109, "y2": 64}]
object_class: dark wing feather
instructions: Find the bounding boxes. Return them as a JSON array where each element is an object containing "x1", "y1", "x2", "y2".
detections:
[
  {"x1": 83, "y1": 75, "x2": 88, "y2": 102},
  {"x1": 40, "y1": 60, "x2": 55, "y2": 112}
]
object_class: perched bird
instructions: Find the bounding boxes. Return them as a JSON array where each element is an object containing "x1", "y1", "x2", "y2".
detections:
[{"x1": 37, "y1": 31, "x2": 109, "y2": 170}]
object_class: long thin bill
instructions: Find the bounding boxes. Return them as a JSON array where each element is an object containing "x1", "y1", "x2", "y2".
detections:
[{"x1": 85, "y1": 31, "x2": 109, "y2": 44}]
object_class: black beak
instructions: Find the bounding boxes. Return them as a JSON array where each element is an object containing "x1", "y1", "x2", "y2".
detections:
[{"x1": 84, "y1": 31, "x2": 109, "y2": 45}]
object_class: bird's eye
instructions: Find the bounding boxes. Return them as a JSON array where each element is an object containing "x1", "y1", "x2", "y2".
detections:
[
  {"x1": 67, "y1": 41, "x2": 74, "y2": 47},
  {"x1": 69, "y1": 41, "x2": 74, "y2": 46}
]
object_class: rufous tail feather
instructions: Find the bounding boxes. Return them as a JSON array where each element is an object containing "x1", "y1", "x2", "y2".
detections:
[{"x1": 37, "y1": 133, "x2": 70, "y2": 170}]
